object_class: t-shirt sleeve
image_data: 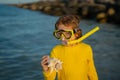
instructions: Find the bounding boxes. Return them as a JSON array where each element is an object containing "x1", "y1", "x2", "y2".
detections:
[{"x1": 43, "y1": 48, "x2": 57, "y2": 80}]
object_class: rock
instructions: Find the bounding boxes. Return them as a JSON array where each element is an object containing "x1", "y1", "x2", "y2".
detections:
[
  {"x1": 96, "y1": 12, "x2": 106, "y2": 19},
  {"x1": 99, "y1": 18, "x2": 107, "y2": 23},
  {"x1": 30, "y1": 4, "x2": 38, "y2": 10},
  {"x1": 10, "y1": 1, "x2": 120, "y2": 25},
  {"x1": 96, "y1": 12, "x2": 107, "y2": 23},
  {"x1": 82, "y1": 7, "x2": 88, "y2": 17},
  {"x1": 107, "y1": 8, "x2": 115, "y2": 16},
  {"x1": 22, "y1": 5, "x2": 29, "y2": 9}
]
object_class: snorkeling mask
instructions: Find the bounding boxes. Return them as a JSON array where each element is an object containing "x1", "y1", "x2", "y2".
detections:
[{"x1": 53, "y1": 29, "x2": 74, "y2": 40}]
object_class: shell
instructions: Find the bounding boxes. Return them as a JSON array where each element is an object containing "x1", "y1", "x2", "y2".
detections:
[{"x1": 48, "y1": 58, "x2": 63, "y2": 74}]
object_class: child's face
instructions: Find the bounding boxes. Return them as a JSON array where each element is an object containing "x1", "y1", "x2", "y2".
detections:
[{"x1": 56, "y1": 25, "x2": 76, "y2": 45}]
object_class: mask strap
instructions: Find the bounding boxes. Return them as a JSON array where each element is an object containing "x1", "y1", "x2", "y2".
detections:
[{"x1": 73, "y1": 28, "x2": 80, "y2": 33}]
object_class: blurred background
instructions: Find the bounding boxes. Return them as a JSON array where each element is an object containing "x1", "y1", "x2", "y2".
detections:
[{"x1": 0, "y1": 0, "x2": 120, "y2": 80}]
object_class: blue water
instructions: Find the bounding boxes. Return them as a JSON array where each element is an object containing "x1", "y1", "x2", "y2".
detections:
[{"x1": 0, "y1": 4, "x2": 120, "y2": 80}]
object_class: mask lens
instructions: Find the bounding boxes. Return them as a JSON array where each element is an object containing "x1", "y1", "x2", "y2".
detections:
[
  {"x1": 54, "y1": 30, "x2": 73, "y2": 39},
  {"x1": 54, "y1": 30, "x2": 62, "y2": 39},
  {"x1": 63, "y1": 31, "x2": 72, "y2": 39}
]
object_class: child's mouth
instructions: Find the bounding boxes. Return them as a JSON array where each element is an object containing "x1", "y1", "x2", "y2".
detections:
[{"x1": 61, "y1": 39, "x2": 68, "y2": 45}]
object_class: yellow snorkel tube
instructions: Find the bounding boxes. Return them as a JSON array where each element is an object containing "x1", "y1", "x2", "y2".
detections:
[{"x1": 67, "y1": 26, "x2": 100, "y2": 45}]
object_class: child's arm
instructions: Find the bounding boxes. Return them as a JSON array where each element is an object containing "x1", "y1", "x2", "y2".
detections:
[
  {"x1": 43, "y1": 70, "x2": 56, "y2": 80},
  {"x1": 43, "y1": 49, "x2": 57, "y2": 80},
  {"x1": 87, "y1": 46, "x2": 98, "y2": 80}
]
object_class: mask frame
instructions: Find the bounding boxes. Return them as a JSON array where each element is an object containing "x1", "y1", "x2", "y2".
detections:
[{"x1": 53, "y1": 29, "x2": 75, "y2": 40}]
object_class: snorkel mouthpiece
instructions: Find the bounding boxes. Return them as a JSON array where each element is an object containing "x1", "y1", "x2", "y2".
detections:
[
  {"x1": 61, "y1": 37, "x2": 68, "y2": 45},
  {"x1": 67, "y1": 26, "x2": 100, "y2": 45}
]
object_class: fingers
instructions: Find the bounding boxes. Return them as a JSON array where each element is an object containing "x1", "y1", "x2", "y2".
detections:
[
  {"x1": 42, "y1": 55, "x2": 49, "y2": 60},
  {"x1": 41, "y1": 55, "x2": 49, "y2": 66}
]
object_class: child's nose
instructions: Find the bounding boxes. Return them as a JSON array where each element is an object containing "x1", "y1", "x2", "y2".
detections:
[{"x1": 61, "y1": 34, "x2": 65, "y2": 40}]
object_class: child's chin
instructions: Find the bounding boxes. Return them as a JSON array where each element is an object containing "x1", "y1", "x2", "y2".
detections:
[{"x1": 61, "y1": 41, "x2": 67, "y2": 45}]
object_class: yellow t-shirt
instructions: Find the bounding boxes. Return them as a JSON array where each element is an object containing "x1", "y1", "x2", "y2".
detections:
[{"x1": 43, "y1": 42, "x2": 98, "y2": 80}]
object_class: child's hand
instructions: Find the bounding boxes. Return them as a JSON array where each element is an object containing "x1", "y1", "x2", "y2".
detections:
[{"x1": 41, "y1": 55, "x2": 50, "y2": 72}]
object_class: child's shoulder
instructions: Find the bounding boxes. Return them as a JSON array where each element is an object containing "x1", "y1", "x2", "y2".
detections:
[
  {"x1": 80, "y1": 42, "x2": 92, "y2": 48},
  {"x1": 81, "y1": 42, "x2": 90, "y2": 46},
  {"x1": 52, "y1": 44, "x2": 63, "y2": 49}
]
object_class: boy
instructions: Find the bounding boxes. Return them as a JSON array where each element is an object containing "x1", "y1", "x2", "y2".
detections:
[{"x1": 41, "y1": 15, "x2": 98, "y2": 80}]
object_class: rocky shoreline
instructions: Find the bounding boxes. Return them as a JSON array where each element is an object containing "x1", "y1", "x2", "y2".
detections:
[{"x1": 11, "y1": 1, "x2": 120, "y2": 25}]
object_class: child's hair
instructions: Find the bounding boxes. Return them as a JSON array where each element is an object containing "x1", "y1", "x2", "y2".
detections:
[{"x1": 55, "y1": 15, "x2": 82, "y2": 39}]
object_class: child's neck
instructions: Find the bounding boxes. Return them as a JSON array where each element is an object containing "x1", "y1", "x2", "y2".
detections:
[{"x1": 63, "y1": 42, "x2": 80, "y2": 47}]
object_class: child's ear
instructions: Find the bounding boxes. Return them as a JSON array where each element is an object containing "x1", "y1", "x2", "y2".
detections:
[{"x1": 75, "y1": 33, "x2": 79, "y2": 37}]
